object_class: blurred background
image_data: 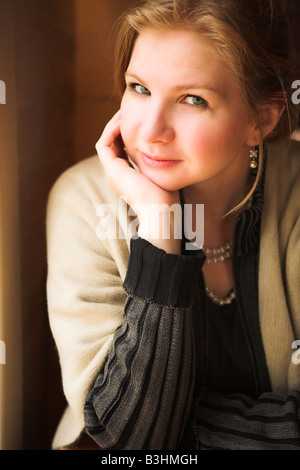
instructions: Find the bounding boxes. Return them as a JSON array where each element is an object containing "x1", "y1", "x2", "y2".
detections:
[{"x1": 0, "y1": 0, "x2": 299, "y2": 450}]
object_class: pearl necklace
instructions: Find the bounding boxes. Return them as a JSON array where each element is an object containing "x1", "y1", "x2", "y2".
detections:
[
  {"x1": 202, "y1": 196, "x2": 253, "y2": 305},
  {"x1": 203, "y1": 242, "x2": 236, "y2": 305},
  {"x1": 202, "y1": 196, "x2": 253, "y2": 266},
  {"x1": 205, "y1": 286, "x2": 236, "y2": 306},
  {"x1": 202, "y1": 242, "x2": 232, "y2": 264}
]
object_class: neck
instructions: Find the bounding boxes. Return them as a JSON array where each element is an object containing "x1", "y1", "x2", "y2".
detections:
[{"x1": 183, "y1": 164, "x2": 251, "y2": 247}]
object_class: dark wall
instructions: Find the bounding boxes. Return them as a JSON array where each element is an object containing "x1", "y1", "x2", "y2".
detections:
[{"x1": 12, "y1": 0, "x2": 76, "y2": 449}]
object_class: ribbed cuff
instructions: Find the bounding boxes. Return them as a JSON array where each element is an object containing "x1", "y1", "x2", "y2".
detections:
[{"x1": 124, "y1": 237, "x2": 205, "y2": 307}]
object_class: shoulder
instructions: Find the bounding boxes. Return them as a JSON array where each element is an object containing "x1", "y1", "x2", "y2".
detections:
[
  {"x1": 264, "y1": 139, "x2": 300, "y2": 229},
  {"x1": 267, "y1": 138, "x2": 300, "y2": 180},
  {"x1": 49, "y1": 156, "x2": 109, "y2": 200},
  {"x1": 266, "y1": 139, "x2": 300, "y2": 198},
  {"x1": 47, "y1": 155, "x2": 120, "y2": 214},
  {"x1": 46, "y1": 155, "x2": 134, "y2": 252}
]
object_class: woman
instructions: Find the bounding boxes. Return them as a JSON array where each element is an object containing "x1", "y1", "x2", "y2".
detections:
[{"x1": 47, "y1": 0, "x2": 300, "y2": 450}]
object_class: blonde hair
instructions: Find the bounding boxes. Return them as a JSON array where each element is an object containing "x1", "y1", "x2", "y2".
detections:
[{"x1": 112, "y1": 0, "x2": 299, "y2": 213}]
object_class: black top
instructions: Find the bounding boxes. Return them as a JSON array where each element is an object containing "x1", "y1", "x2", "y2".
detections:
[
  {"x1": 205, "y1": 295, "x2": 257, "y2": 399},
  {"x1": 178, "y1": 185, "x2": 258, "y2": 400}
]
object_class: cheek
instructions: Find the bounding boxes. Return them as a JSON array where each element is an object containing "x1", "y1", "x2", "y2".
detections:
[
  {"x1": 185, "y1": 114, "x2": 246, "y2": 156},
  {"x1": 183, "y1": 121, "x2": 221, "y2": 157}
]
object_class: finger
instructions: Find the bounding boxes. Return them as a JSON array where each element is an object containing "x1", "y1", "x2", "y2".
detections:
[
  {"x1": 96, "y1": 110, "x2": 121, "y2": 150},
  {"x1": 113, "y1": 133, "x2": 127, "y2": 158}
]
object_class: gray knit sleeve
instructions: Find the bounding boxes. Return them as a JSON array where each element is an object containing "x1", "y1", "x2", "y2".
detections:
[
  {"x1": 195, "y1": 389, "x2": 300, "y2": 450},
  {"x1": 84, "y1": 237, "x2": 205, "y2": 450}
]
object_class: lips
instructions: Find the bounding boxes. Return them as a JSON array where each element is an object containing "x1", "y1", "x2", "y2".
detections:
[{"x1": 140, "y1": 151, "x2": 180, "y2": 168}]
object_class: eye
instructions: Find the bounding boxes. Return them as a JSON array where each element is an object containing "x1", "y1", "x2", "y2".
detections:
[
  {"x1": 129, "y1": 83, "x2": 151, "y2": 95},
  {"x1": 183, "y1": 95, "x2": 206, "y2": 107}
]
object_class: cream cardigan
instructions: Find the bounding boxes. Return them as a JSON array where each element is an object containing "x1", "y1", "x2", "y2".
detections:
[{"x1": 46, "y1": 139, "x2": 300, "y2": 449}]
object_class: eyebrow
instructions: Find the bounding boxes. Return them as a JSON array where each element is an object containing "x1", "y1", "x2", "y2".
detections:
[{"x1": 125, "y1": 71, "x2": 222, "y2": 96}]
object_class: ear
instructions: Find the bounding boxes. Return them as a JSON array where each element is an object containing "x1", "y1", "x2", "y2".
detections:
[
  {"x1": 259, "y1": 103, "x2": 286, "y2": 138},
  {"x1": 246, "y1": 103, "x2": 286, "y2": 145}
]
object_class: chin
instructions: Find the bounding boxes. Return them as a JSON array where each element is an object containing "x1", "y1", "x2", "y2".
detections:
[
  {"x1": 134, "y1": 161, "x2": 185, "y2": 192},
  {"x1": 146, "y1": 176, "x2": 183, "y2": 192}
]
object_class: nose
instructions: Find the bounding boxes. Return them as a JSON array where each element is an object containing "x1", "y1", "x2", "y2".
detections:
[{"x1": 140, "y1": 101, "x2": 175, "y2": 144}]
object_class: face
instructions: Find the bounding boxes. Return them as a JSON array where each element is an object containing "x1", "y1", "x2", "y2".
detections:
[{"x1": 120, "y1": 28, "x2": 256, "y2": 194}]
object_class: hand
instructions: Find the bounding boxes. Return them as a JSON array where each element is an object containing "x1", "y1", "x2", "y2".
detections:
[{"x1": 96, "y1": 111, "x2": 182, "y2": 254}]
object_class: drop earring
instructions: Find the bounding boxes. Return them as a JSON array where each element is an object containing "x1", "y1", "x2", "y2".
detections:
[{"x1": 249, "y1": 142, "x2": 258, "y2": 169}]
